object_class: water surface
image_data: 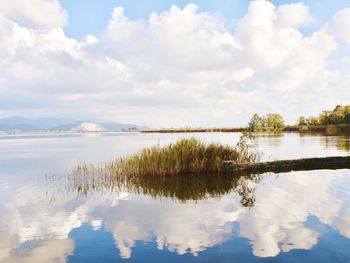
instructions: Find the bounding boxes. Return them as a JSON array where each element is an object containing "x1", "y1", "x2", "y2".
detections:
[{"x1": 0, "y1": 132, "x2": 350, "y2": 262}]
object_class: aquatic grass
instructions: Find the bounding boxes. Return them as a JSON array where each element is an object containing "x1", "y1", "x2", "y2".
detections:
[
  {"x1": 73, "y1": 133, "x2": 260, "y2": 179},
  {"x1": 122, "y1": 134, "x2": 260, "y2": 176}
]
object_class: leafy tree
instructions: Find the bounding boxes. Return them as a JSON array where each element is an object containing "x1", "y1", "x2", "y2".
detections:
[
  {"x1": 249, "y1": 113, "x2": 284, "y2": 131},
  {"x1": 298, "y1": 116, "x2": 306, "y2": 126},
  {"x1": 308, "y1": 117, "x2": 320, "y2": 126},
  {"x1": 345, "y1": 112, "x2": 350, "y2": 124},
  {"x1": 249, "y1": 114, "x2": 264, "y2": 132},
  {"x1": 265, "y1": 114, "x2": 284, "y2": 130},
  {"x1": 298, "y1": 105, "x2": 350, "y2": 126}
]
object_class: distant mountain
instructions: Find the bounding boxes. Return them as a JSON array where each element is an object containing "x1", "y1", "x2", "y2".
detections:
[
  {"x1": 0, "y1": 117, "x2": 74, "y2": 132},
  {"x1": 51, "y1": 121, "x2": 82, "y2": 131},
  {"x1": 0, "y1": 117, "x2": 149, "y2": 133},
  {"x1": 70, "y1": 122, "x2": 107, "y2": 133}
]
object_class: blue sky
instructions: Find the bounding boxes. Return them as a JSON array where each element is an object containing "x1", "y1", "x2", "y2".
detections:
[{"x1": 61, "y1": 0, "x2": 350, "y2": 39}]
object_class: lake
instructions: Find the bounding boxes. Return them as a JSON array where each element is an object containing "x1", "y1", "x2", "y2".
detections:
[{"x1": 0, "y1": 132, "x2": 350, "y2": 262}]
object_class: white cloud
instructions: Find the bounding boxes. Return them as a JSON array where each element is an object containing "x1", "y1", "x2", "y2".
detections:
[
  {"x1": 0, "y1": 0, "x2": 68, "y2": 29},
  {"x1": 0, "y1": 0, "x2": 349, "y2": 126},
  {"x1": 276, "y1": 3, "x2": 313, "y2": 28},
  {"x1": 332, "y1": 7, "x2": 350, "y2": 46}
]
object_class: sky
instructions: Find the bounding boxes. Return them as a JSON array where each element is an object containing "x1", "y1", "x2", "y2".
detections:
[{"x1": 0, "y1": 0, "x2": 350, "y2": 127}]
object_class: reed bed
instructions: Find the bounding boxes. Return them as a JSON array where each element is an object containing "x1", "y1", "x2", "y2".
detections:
[{"x1": 73, "y1": 133, "x2": 260, "y2": 178}]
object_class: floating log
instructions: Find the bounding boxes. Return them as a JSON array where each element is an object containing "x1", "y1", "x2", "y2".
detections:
[{"x1": 223, "y1": 156, "x2": 350, "y2": 174}]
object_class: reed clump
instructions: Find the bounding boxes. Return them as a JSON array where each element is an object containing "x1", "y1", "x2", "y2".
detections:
[
  {"x1": 131, "y1": 134, "x2": 259, "y2": 176},
  {"x1": 116, "y1": 138, "x2": 247, "y2": 176},
  {"x1": 73, "y1": 133, "x2": 260, "y2": 181}
]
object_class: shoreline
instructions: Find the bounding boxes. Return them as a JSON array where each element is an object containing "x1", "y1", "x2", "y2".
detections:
[
  {"x1": 1, "y1": 124, "x2": 349, "y2": 136},
  {"x1": 141, "y1": 127, "x2": 248, "y2": 133},
  {"x1": 141, "y1": 125, "x2": 350, "y2": 134}
]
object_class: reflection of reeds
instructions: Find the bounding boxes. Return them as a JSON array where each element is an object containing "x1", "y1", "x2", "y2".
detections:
[{"x1": 69, "y1": 168, "x2": 261, "y2": 206}]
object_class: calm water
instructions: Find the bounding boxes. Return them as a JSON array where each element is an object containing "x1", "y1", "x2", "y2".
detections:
[{"x1": 0, "y1": 132, "x2": 350, "y2": 262}]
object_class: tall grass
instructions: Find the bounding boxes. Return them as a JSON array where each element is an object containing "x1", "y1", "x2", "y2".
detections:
[{"x1": 73, "y1": 133, "x2": 260, "y2": 178}]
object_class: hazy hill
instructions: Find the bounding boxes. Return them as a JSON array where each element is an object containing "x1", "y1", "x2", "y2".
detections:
[
  {"x1": 0, "y1": 117, "x2": 148, "y2": 133},
  {"x1": 0, "y1": 117, "x2": 74, "y2": 132},
  {"x1": 70, "y1": 122, "x2": 107, "y2": 133}
]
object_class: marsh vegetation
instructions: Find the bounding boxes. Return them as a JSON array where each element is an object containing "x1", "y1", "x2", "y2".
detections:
[
  {"x1": 299, "y1": 105, "x2": 350, "y2": 126},
  {"x1": 73, "y1": 133, "x2": 260, "y2": 178}
]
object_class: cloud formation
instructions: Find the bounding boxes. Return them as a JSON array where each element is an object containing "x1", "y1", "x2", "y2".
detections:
[
  {"x1": 0, "y1": 0, "x2": 349, "y2": 126},
  {"x1": 332, "y1": 7, "x2": 350, "y2": 46},
  {"x1": 0, "y1": 0, "x2": 68, "y2": 29}
]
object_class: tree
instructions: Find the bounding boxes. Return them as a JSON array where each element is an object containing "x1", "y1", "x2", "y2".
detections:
[
  {"x1": 345, "y1": 112, "x2": 350, "y2": 124},
  {"x1": 248, "y1": 113, "x2": 284, "y2": 131},
  {"x1": 308, "y1": 117, "x2": 320, "y2": 126},
  {"x1": 248, "y1": 114, "x2": 264, "y2": 132},
  {"x1": 299, "y1": 105, "x2": 350, "y2": 126},
  {"x1": 265, "y1": 114, "x2": 284, "y2": 131},
  {"x1": 298, "y1": 116, "x2": 306, "y2": 126}
]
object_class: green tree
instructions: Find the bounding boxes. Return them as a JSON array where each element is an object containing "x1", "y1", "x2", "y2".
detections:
[
  {"x1": 248, "y1": 113, "x2": 284, "y2": 131},
  {"x1": 297, "y1": 105, "x2": 350, "y2": 126},
  {"x1": 248, "y1": 114, "x2": 264, "y2": 132},
  {"x1": 318, "y1": 106, "x2": 350, "y2": 125},
  {"x1": 265, "y1": 114, "x2": 284, "y2": 131},
  {"x1": 298, "y1": 116, "x2": 306, "y2": 126},
  {"x1": 308, "y1": 117, "x2": 320, "y2": 125},
  {"x1": 345, "y1": 112, "x2": 350, "y2": 124}
]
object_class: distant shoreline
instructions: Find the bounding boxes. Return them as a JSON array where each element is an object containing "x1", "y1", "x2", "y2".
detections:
[
  {"x1": 141, "y1": 125, "x2": 350, "y2": 134},
  {"x1": 141, "y1": 127, "x2": 249, "y2": 133},
  {"x1": 0, "y1": 130, "x2": 140, "y2": 136},
  {"x1": 1, "y1": 124, "x2": 349, "y2": 135},
  {"x1": 141, "y1": 126, "x2": 297, "y2": 133}
]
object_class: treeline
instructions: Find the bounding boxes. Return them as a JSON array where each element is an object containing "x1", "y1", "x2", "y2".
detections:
[
  {"x1": 298, "y1": 105, "x2": 350, "y2": 126},
  {"x1": 248, "y1": 105, "x2": 350, "y2": 132},
  {"x1": 248, "y1": 113, "x2": 284, "y2": 132}
]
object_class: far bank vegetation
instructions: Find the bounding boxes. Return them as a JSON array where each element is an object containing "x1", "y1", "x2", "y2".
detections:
[
  {"x1": 298, "y1": 105, "x2": 350, "y2": 126},
  {"x1": 248, "y1": 105, "x2": 350, "y2": 133},
  {"x1": 248, "y1": 113, "x2": 285, "y2": 132}
]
